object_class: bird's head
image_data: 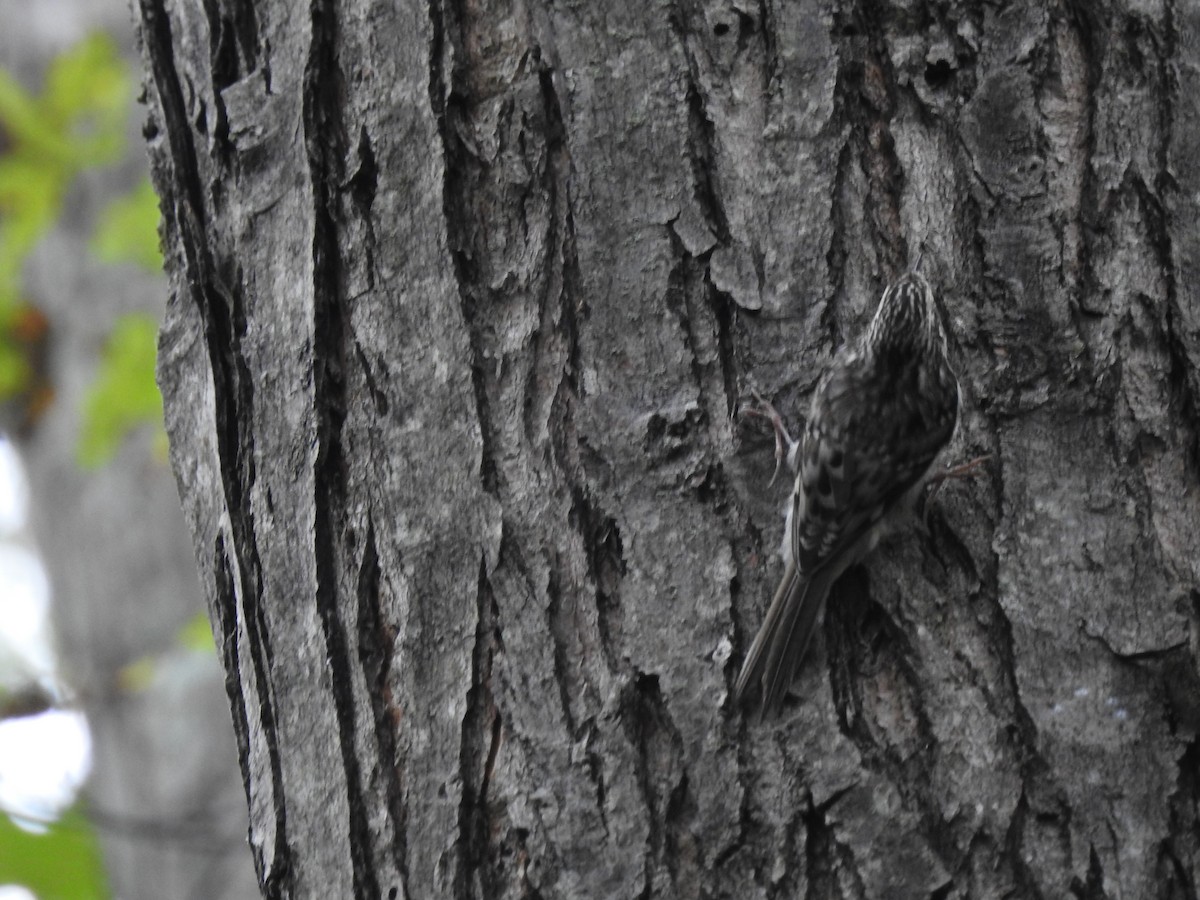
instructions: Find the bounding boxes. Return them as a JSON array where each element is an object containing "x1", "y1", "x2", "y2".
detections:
[{"x1": 865, "y1": 271, "x2": 947, "y2": 359}]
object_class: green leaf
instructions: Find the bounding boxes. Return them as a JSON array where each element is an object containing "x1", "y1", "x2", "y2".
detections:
[
  {"x1": 0, "y1": 35, "x2": 127, "y2": 170},
  {"x1": 0, "y1": 338, "x2": 32, "y2": 396},
  {"x1": 0, "y1": 32, "x2": 135, "y2": 330},
  {"x1": 0, "y1": 158, "x2": 64, "y2": 305},
  {"x1": 43, "y1": 33, "x2": 129, "y2": 166},
  {"x1": 0, "y1": 69, "x2": 71, "y2": 164},
  {"x1": 77, "y1": 314, "x2": 163, "y2": 468},
  {"x1": 45, "y1": 34, "x2": 128, "y2": 119},
  {"x1": 0, "y1": 804, "x2": 110, "y2": 899},
  {"x1": 91, "y1": 180, "x2": 162, "y2": 272},
  {"x1": 177, "y1": 612, "x2": 216, "y2": 654}
]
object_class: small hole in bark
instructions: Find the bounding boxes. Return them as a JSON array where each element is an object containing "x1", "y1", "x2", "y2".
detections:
[
  {"x1": 736, "y1": 10, "x2": 756, "y2": 40},
  {"x1": 924, "y1": 58, "x2": 955, "y2": 89},
  {"x1": 713, "y1": 22, "x2": 730, "y2": 36}
]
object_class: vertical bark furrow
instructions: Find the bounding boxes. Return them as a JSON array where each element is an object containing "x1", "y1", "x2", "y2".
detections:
[
  {"x1": 577, "y1": 495, "x2": 627, "y2": 675},
  {"x1": 844, "y1": 0, "x2": 908, "y2": 278},
  {"x1": 618, "y1": 674, "x2": 686, "y2": 900},
  {"x1": 823, "y1": 139, "x2": 855, "y2": 349},
  {"x1": 675, "y1": 22, "x2": 746, "y2": 433},
  {"x1": 662, "y1": 773, "x2": 699, "y2": 896},
  {"x1": 756, "y1": 0, "x2": 780, "y2": 101},
  {"x1": 709, "y1": 282, "x2": 741, "y2": 440},
  {"x1": 305, "y1": 4, "x2": 381, "y2": 898},
  {"x1": 535, "y1": 42, "x2": 621, "y2": 738},
  {"x1": 1166, "y1": 737, "x2": 1200, "y2": 900},
  {"x1": 213, "y1": 535, "x2": 254, "y2": 810},
  {"x1": 523, "y1": 64, "x2": 574, "y2": 452},
  {"x1": 1156, "y1": 0, "x2": 1200, "y2": 483},
  {"x1": 801, "y1": 796, "x2": 836, "y2": 900},
  {"x1": 200, "y1": 0, "x2": 239, "y2": 154},
  {"x1": 348, "y1": 126, "x2": 380, "y2": 297},
  {"x1": 663, "y1": 244, "x2": 716, "y2": 464},
  {"x1": 139, "y1": 1, "x2": 290, "y2": 889},
  {"x1": 356, "y1": 520, "x2": 410, "y2": 892},
  {"x1": 455, "y1": 558, "x2": 502, "y2": 900},
  {"x1": 1037, "y1": 8, "x2": 1093, "y2": 359},
  {"x1": 669, "y1": 5, "x2": 732, "y2": 246},
  {"x1": 1143, "y1": 0, "x2": 1200, "y2": 480},
  {"x1": 1163, "y1": 9, "x2": 1200, "y2": 881},
  {"x1": 1004, "y1": 790, "x2": 1054, "y2": 900},
  {"x1": 223, "y1": 0, "x2": 262, "y2": 76},
  {"x1": 543, "y1": 553, "x2": 581, "y2": 733},
  {"x1": 426, "y1": 0, "x2": 501, "y2": 498}
]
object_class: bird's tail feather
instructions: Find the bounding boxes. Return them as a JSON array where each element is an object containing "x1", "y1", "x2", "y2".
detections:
[
  {"x1": 733, "y1": 562, "x2": 835, "y2": 718},
  {"x1": 733, "y1": 562, "x2": 797, "y2": 706}
]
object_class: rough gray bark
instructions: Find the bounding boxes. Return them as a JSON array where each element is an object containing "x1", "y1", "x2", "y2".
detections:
[{"x1": 139, "y1": 0, "x2": 1200, "y2": 898}]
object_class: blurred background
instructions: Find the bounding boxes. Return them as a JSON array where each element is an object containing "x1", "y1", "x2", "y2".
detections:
[{"x1": 0, "y1": 2, "x2": 259, "y2": 898}]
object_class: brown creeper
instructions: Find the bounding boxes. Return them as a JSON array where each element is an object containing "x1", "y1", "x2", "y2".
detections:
[{"x1": 734, "y1": 270, "x2": 960, "y2": 718}]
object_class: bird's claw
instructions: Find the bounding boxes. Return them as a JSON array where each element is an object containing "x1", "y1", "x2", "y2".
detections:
[
  {"x1": 930, "y1": 454, "x2": 992, "y2": 485},
  {"x1": 739, "y1": 388, "x2": 796, "y2": 487},
  {"x1": 923, "y1": 454, "x2": 992, "y2": 523}
]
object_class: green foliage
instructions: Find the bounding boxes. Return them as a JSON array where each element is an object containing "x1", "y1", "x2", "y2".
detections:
[
  {"x1": 0, "y1": 159, "x2": 58, "y2": 309},
  {"x1": 0, "y1": 804, "x2": 110, "y2": 899},
  {"x1": 84, "y1": 177, "x2": 168, "y2": 457},
  {"x1": 0, "y1": 31, "x2": 129, "y2": 313},
  {"x1": 91, "y1": 179, "x2": 163, "y2": 272},
  {"x1": 176, "y1": 611, "x2": 217, "y2": 654},
  {"x1": 0, "y1": 335, "x2": 32, "y2": 397},
  {"x1": 0, "y1": 32, "x2": 168, "y2": 462},
  {"x1": 0, "y1": 32, "x2": 131, "y2": 407},
  {"x1": 77, "y1": 314, "x2": 162, "y2": 469}
]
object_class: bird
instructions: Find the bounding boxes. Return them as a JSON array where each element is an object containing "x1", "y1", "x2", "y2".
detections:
[{"x1": 733, "y1": 269, "x2": 963, "y2": 718}]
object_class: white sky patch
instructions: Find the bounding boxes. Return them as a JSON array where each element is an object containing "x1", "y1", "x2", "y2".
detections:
[
  {"x1": 0, "y1": 545, "x2": 53, "y2": 681},
  {"x1": 0, "y1": 438, "x2": 92, "y2": 828},
  {"x1": 0, "y1": 710, "x2": 91, "y2": 828},
  {"x1": 0, "y1": 886, "x2": 37, "y2": 900},
  {"x1": 24, "y1": 0, "x2": 87, "y2": 50},
  {"x1": 0, "y1": 440, "x2": 27, "y2": 535}
]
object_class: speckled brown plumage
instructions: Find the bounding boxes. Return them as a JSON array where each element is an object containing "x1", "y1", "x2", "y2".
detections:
[{"x1": 735, "y1": 271, "x2": 960, "y2": 718}]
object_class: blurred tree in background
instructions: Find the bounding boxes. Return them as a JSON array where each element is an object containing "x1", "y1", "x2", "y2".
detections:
[{"x1": 0, "y1": 5, "x2": 258, "y2": 899}]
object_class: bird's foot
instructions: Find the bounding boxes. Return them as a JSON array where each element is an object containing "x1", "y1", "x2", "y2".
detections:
[
  {"x1": 739, "y1": 388, "x2": 798, "y2": 487},
  {"x1": 923, "y1": 454, "x2": 991, "y2": 521},
  {"x1": 929, "y1": 454, "x2": 991, "y2": 485}
]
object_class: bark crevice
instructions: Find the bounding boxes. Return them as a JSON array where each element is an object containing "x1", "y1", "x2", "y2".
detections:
[
  {"x1": 140, "y1": 0, "x2": 289, "y2": 889},
  {"x1": 455, "y1": 556, "x2": 504, "y2": 900},
  {"x1": 356, "y1": 520, "x2": 411, "y2": 892},
  {"x1": 305, "y1": 3, "x2": 382, "y2": 897}
]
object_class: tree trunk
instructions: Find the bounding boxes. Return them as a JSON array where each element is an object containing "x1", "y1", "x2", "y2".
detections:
[{"x1": 136, "y1": 0, "x2": 1200, "y2": 897}]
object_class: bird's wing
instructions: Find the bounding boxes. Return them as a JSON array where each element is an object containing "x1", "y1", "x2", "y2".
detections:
[
  {"x1": 735, "y1": 354, "x2": 957, "y2": 715},
  {"x1": 792, "y1": 356, "x2": 957, "y2": 579}
]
